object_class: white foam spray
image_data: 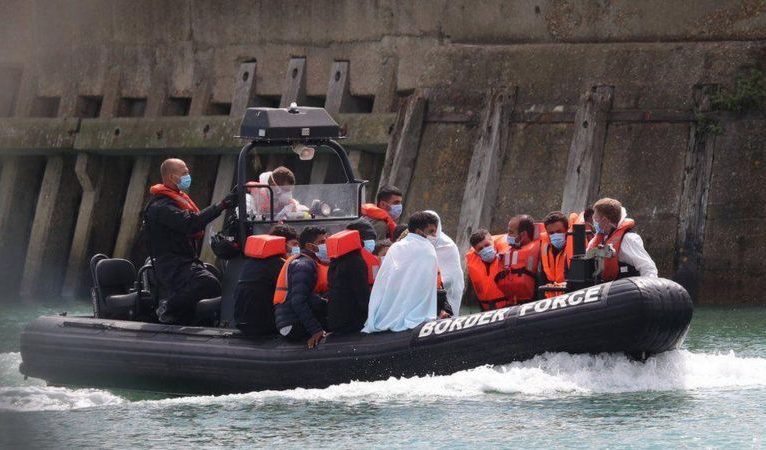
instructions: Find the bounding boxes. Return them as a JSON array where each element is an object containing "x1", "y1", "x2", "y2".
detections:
[
  {"x1": 2, "y1": 350, "x2": 766, "y2": 412},
  {"x1": 141, "y1": 349, "x2": 766, "y2": 407}
]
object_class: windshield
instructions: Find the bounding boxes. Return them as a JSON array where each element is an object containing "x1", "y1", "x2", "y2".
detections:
[{"x1": 245, "y1": 183, "x2": 362, "y2": 222}]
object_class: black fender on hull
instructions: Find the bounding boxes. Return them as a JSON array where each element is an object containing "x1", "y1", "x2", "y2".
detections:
[{"x1": 19, "y1": 277, "x2": 692, "y2": 395}]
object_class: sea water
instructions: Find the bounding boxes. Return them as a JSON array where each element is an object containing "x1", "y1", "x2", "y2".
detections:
[{"x1": 1, "y1": 301, "x2": 765, "y2": 449}]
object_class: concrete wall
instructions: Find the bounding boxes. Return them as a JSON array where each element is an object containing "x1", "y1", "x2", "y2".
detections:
[{"x1": 0, "y1": 0, "x2": 765, "y2": 303}]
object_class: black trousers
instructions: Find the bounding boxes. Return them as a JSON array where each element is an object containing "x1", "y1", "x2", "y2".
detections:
[{"x1": 164, "y1": 262, "x2": 221, "y2": 321}]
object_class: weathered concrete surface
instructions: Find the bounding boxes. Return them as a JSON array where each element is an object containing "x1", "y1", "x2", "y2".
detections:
[
  {"x1": 405, "y1": 122, "x2": 477, "y2": 237},
  {"x1": 700, "y1": 119, "x2": 766, "y2": 305},
  {"x1": 598, "y1": 123, "x2": 689, "y2": 278},
  {"x1": 62, "y1": 154, "x2": 133, "y2": 297},
  {"x1": 19, "y1": 156, "x2": 82, "y2": 298},
  {"x1": 455, "y1": 89, "x2": 515, "y2": 257},
  {"x1": 0, "y1": 156, "x2": 46, "y2": 298},
  {"x1": 560, "y1": 86, "x2": 614, "y2": 214},
  {"x1": 491, "y1": 123, "x2": 574, "y2": 231},
  {"x1": 0, "y1": 119, "x2": 80, "y2": 153},
  {"x1": 419, "y1": 41, "x2": 766, "y2": 111},
  {"x1": 1, "y1": 1, "x2": 766, "y2": 304}
]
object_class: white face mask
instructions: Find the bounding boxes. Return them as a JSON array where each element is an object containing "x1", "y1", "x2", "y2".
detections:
[
  {"x1": 426, "y1": 234, "x2": 438, "y2": 246},
  {"x1": 277, "y1": 190, "x2": 292, "y2": 204}
]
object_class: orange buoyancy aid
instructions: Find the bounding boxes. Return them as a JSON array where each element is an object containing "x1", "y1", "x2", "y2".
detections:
[
  {"x1": 465, "y1": 234, "x2": 515, "y2": 311},
  {"x1": 273, "y1": 254, "x2": 329, "y2": 305},
  {"x1": 361, "y1": 204, "x2": 397, "y2": 239},
  {"x1": 495, "y1": 239, "x2": 541, "y2": 305},
  {"x1": 540, "y1": 237, "x2": 570, "y2": 298},
  {"x1": 149, "y1": 184, "x2": 204, "y2": 238},
  {"x1": 360, "y1": 249, "x2": 381, "y2": 287},
  {"x1": 587, "y1": 219, "x2": 636, "y2": 282}
]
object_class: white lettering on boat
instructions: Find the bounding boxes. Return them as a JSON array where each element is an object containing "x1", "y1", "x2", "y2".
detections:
[
  {"x1": 518, "y1": 286, "x2": 603, "y2": 317},
  {"x1": 418, "y1": 308, "x2": 508, "y2": 338}
]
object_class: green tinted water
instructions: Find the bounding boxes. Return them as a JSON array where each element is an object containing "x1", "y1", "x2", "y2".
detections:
[{"x1": 1, "y1": 301, "x2": 765, "y2": 449}]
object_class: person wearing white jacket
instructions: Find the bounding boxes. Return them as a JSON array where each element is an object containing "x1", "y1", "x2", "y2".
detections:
[
  {"x1": 590, "y1": 198, "x2": 658, "y2": 280},
  {"x1": 424, "y1": 210, "x2": 466, "y2": 315}
]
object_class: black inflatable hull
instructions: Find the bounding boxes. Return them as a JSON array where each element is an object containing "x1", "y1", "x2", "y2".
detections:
[{"x1": 19, "y1": 277, "x2": 692, "y2": 395}]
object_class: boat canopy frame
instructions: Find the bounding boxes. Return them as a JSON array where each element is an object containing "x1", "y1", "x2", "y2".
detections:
[{"x1": 234, "y1": 107, "x2": 366, "y2": 250}]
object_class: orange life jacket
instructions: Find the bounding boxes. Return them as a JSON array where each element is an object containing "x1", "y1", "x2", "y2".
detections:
[
  {"x1": 273, "y1": 254, "x2": 329, "y2": 305},
  {"x1": 326, "y1": 229, "x2": 380, "y2": 287},
  {"x1": 149, "y1": 184, "x2": 204, "y2": 238},
  {"x1": 587, "y1": 219, "x2": 636, "y2": 282},
  {"x1": 244, "y1": 234, "x2": 286, "y2": 259},
  {"x1": 540, "y1": 236, "x2": 570, "y2": 298},
  {"x1": 466, "y1": 234, "x2": 515, "y2": 311},
  {"x1": 495, "y1": 239, "x2": 540, "y2": 305},
  {"x1": 361, "y1": 249, "x2": 380, "y2": 287},
  {"x1": 361, "y1": 204, "x2": 397, "y2": 239}
]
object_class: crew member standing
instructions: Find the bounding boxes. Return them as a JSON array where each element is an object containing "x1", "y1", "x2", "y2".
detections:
[
  {"x1": 588, "y1": 198, "x2": 658, "y2": 281},
  {"x1": 361, "y1": 185, "x2": 403, "y2": 240},
  {"x1": 144, "y1": 158, "x2": 236, "y2": 324}
]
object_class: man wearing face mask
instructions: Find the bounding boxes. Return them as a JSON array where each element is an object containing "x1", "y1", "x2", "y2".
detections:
[
  {"x1": 144, "y1": 158, "x2": 237, "y2": 324},
  {"x1": 273, "y1": 226, "x2": 330, "y2": 348},
  {"x1": 361, "y1": 185, "x2": 404, "y2": 240},
  {"x1": 588, "y1": 198, "x2": 657, "y2": 281},
  {"x1": 246, "y1": 166, "x2": 302, "y2": 220},
  {"x1": 494, "y1": 214, "x2": 541, "y2": 305},
  {"x1": 466, "y1": 229, "x2": 513, "y2": 311},
  {"x1": 325, "y1": 221, "x2": 376, "y2": 334},
  {"x1": 233, "y1": 224, "x2": 299, "y2": 336},
  {"x1": 345, "y1": 218, "x2": 381, "y2": 289},
  {"x1": 363, "y1": 212, "x2": 448, "y2": 333},
  {"x1": 539, "y1": 211, "x2": 571, "y2": 298}
]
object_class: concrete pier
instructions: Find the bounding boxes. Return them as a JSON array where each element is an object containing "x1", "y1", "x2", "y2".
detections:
[{"x1": 1, "y1": 1, "x2": 766, "y2": 304}]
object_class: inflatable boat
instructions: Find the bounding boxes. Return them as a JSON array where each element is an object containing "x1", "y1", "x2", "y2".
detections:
[
  {"x1": 18, "y1": 107, "x2": 693, "y2": 394},
  {"x1": 19, "y1": 277, "x2": 692, "y2": 395}
]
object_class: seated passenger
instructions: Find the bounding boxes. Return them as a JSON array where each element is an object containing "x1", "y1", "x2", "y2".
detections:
[
  {"x1": 274, "y1": 226, "x2": 330, "y2": 348},
  {"x1": 362, "y1": 212, "x2": 443, "y2": 333},
  {"x1": 589, "y1": 197, "x2": 658, "y2": 281},
  {"x1": 494, "y1": 215, "x2": 541, "y2": 305},
  {"x1": 424, "y1": 210, "x2": 465, "y2": 315},
  {"x1": 345, "y1": 218, "x2": 381, "y2": 285},
  {"x1": 539, "y1": 211, "x2": 571, "y2": 298},
  {"x1": 465, "y1": 229, "x2": 512, "y2": 311},
  {"x1": 233, "y1": 224, "x2": 298, "y2": 336},
  {"x1": 374, "y1": 239, "x2": 392, "y2": 258},
  {"x1": 392, "y1": 224, "x2": 408, "y2": 242},
  {"x1": 565, "y1": 207, "x2": 595, "y2": 257},
  {"x1": 246, "y1": 166, "x2": 304, "y2": 220},
  {"x1": 326, "y1": 229, "x2": 371, "y2": 334},
  {"x1": 361, "y1": 185, "x2": 403, "y2": 240}
]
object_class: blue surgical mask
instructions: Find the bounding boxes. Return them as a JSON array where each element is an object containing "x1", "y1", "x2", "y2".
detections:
[
  {"x1": 594, "y1": 222, "x2": 604, "y2": 234},
  {"x1": 550, "y1": 233, "x2": 566, "y2": 250},
  {"x1": 363, "y1": 239, "x2": 376, "y2": 253},
  {"x1": 290, "y1": 246, "x2": 300, "y2": 256},
  {"x1": 478, "y1": 245, "x2": 497, "y2": 263},
  {"x1": 177, "y1": 174, "x2": 192, "y2": 192},
  {"x1": 317, "y1": 243, "x2": 329, "y2": 262},
  {"x1": 506, "y1": 234, "x2": 517, "y2": 247},
  {"x1": 389, "y1": 204, "x2": 403, "y2": 220}
]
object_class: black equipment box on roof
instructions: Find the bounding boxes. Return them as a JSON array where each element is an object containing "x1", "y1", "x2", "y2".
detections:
[{"x1": 239, "y1": 105, "x2": 340, "y2": 141}]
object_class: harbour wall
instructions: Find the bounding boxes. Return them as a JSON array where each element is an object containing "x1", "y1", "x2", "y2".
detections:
[{"x1": 0, "y1": 0, "x2": 765, "y2": 304}]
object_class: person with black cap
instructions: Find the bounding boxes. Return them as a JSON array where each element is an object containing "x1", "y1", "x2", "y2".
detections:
[{"x1": 326, "y1": 219, "x2": 378, "y2": 334}]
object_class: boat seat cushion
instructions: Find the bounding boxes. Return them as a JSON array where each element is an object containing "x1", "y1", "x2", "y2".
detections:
[
  {"x1": 104, "y1": 292, "x2": 138, "y2": 319},
  {"x1": 96, "y1": 259, "x2": 137, "y2": 296},
  {"x1": 195, "y1": 297, "x2": 222, "y2": 326}
]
